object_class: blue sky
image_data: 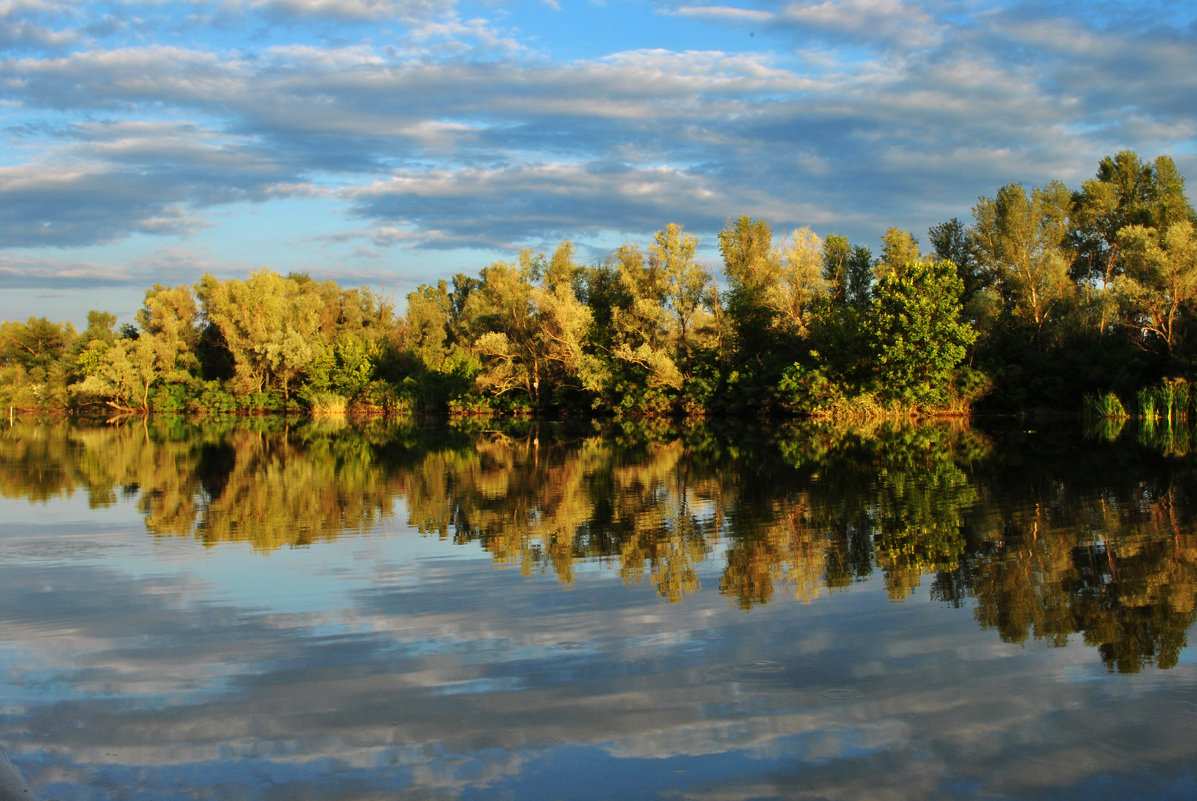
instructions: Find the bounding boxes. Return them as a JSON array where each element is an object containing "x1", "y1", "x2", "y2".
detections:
[{"x1": 1, "y1": 0, "x2": 1195, "y2": 325}]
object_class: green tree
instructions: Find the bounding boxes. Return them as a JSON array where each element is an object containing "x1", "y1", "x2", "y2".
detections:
[
  {"x1": 468, "y1": 256, "x2": 540, "y2": 402},
  {"x1": 928, "y1": 217, "x2": 985, "y2": 307},
  {"x1": 1115, "y1": 220, "x2": 1197, "y2": 353},
  {"x1": 79, "y1": 310, "x2": 117, "y2": 347},
  {"x1": 73, "y1": 335, "x2": 165, "y2": 412},
  {"x1": 868, "y1": 259, "x2": 976, "y2": 405},
  {"x1": 875, "y1": 228, "x2": 920, "y2": 281},
  {"x1": 822, "y1": 234, "x2": 852, "y2": 305},
  {"x1": 972, "y1": 181, "x2": 1074, "y2": 342},
  {"x1": 197, "y1": 270, "x2": 325, "y2": 402},
  {"x1": 1072, "y1": 151, "x2": 1197, "y2": 335},
  {"x1": 138, "y1": 284, "x2": 199, "y2": 353},
  {"x1": 534, "y1": 242, "x2": 596, "y2": 401},
  {"x1": 0, "y1": 317, "x2": 75, "y2": 372},
  {"x1": 72, "y1": 286, "x2": 199, "y2": 412},
  {"x1": 845, "y1": 244, "x2": 874, "y2": 309},
  {"x1": 0, "y1": 316, "x2": 76, "y2": 410},
  {"x1": 1072, "y1": 152, "x2": 1195, "y2": 285},
  {"x1": 468, "y1": 244, "x2": 594, "y2": 408},
  {"x1": 586, "y1": 242, "x2": 683, "y2": 414},
  {"x1": 611, "y1": 242, "x2": 668, "y2": 352},
  {"x1": 404, "y1": 281, "x2": 453, "y2": 372},
  {"x1": 650, "y1": 223, "x2": 709, "y2": 378},
  {"x1": 72, "y1": 311, "x2": 118, "y2": 379},
  {"x1": 719, "y1": 215, "x2": 779, "y2": 347},
  {"x1": 767, "y1": 227, "x2": 829, "y2": 338}
]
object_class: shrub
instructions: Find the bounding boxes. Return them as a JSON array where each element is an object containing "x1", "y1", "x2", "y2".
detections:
[
  {"x1": 188, "y1": 380, "x2": 239, "y2": 415},
  {"x1": 150, "y1": 382, "x2": 189, "y2": 413},
  {"x1": 239, "y1": 389, "x2": 285, "y2": 413},
  {"x1": 349, "y1": 381, "x2": 413, "y2": 417}
]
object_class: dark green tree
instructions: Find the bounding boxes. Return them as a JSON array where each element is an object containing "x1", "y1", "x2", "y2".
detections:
[{"x1": 929, "y1": 217, "x2": 986, "y2": 308}]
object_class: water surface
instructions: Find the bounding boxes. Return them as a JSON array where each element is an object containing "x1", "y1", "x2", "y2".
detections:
[{"x1": 2, "y1": 417, "x2": 1196, "y2": 800}]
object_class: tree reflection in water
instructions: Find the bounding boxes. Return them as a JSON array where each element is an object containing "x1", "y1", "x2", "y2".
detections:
[{"x1": 3, "y1": 415, "x2": 1195, "y2": 672}]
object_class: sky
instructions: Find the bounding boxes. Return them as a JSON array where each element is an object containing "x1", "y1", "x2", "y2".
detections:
[{"x1": 1, "y1": 0, "x2": 1196, "y2": 325}]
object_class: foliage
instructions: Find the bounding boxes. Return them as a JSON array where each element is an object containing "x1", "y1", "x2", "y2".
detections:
[
  {"x1": 1115, "y1": 220, "x2": 1197, "y2": 353},
  {"x1": 1132, "y1": 378, "x2": 1193, "y2": 421},
  {"x1": 197, "y1": 270, "x2": 325, "y2": 400},
  {"x1": 1084, "y1": 391, "x2": 1128, "y2": 420},
  {"x1": 774, "y1": 363, "x2": 877, "y2": 418},
  {"x1": 6, "y1": 150, "x2": 1197, "y2": 421},
  {"x1": 307, "y1": 392, "x2": 349, "y2": 417},
  {"x1": 867, "y1": 259, "x2": 976, "y2": 406},
  {"x1": 189, "y1": 380, "x2": 239, "y2": 415},
  {"x1": 972, "y1": 181, "x2": 1074, "y2": 342},
  {"x1": 351, "y1": 380, "x2": 413, "y2": 417},
  {"x1": 875, "y1": 227, "x2": 920, "y2": 281}
]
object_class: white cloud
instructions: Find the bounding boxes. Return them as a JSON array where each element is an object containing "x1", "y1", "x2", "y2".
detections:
[
  {"x1": 672, "y1": 5, "x2": 774, "y2": 24},
  {"x1": 249, "y1": 0, "x2": 457, "y2": 22},
  {"x1": 0, "y1": 0, "x2": 1193, "y2": 297},
  {"x1": 337, "y1": 159, "x2": 824, "y2": 253},
  {"x1": 777, "y1": 0, "x2": 945, "y2": 49},
  {"x1": 0, "y1": 252, "x2": 135, "y2": 286}
]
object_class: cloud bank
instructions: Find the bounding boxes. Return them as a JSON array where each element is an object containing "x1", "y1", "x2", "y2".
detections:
[{"x1": 0, "y1": 0, "x2": 1194, "y2": 319}]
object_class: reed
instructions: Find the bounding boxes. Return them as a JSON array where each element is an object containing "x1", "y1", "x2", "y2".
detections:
[
  {"x1": 308, "y1": 392, "x2": 349, "y2": 417},
  {"x1": 1083, "y1": 391, "x2": 1127, "y2": 420},
  {"x1": 1163, "y1": 378, "x2": 1191, "y2": 420},
  {"x1": 1137, "y1": 386, "x2": 1159, "y2": 421}
]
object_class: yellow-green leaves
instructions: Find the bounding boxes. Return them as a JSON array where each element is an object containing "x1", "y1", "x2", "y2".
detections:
[
  {"x1": 1116, "y1": 220, "x2": 1197, "y2": 352},
  {"x1": 465, "y1": 244, "x2": 594, "y2": 406},
  {"x1": 972, "y1": 181, "x2": 1073, "y2": 339},
  {"x1": 198, "y1": 270, "x2": 325, "y2": 400}
]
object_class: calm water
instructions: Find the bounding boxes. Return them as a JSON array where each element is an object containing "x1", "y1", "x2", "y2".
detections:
[{"x1": 2, "y1": 417, "x2": 1197, "y2": 800}]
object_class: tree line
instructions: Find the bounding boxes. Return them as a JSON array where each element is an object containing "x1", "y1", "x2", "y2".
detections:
[{"x1": 2, "y1": 149, "x2": 1194, "y2": 418}]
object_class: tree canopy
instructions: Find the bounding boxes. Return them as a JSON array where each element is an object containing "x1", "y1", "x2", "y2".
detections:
[{"x1": 3, "y1": 149, "x2": 1195, "y2": 421}]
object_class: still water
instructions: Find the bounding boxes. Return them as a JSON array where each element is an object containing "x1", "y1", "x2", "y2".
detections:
[{"x1": 2, "y1": 417, "x2": 1196, "y2": 800}]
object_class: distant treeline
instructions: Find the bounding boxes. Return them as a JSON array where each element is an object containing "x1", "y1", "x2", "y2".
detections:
[{"x1": 2, "y1": 149, "x2": 1194, "y2": 419}]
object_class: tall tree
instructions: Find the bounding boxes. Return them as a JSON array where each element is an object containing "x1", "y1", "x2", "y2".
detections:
[
  {"x1": 719, "y1": 216, "x2": 779, "y2": 350},
  {"x1": 822, "y1": 234, "x2": 851, "y2": 306},
  {"x1": 197, "y1": 270, "x2": 325, "y2": 401},
  {"x1": 1116, "y1": 220, "x2": 1197, "y2": 354},
  {"x1": 468, "y1": 245, "x2": 594, "y2": 407},
  {"x1": 845, "y1": 245, "x2": 874, "y2": 309},
  {"x1": 73, "y1": 286, "x2": 199, "y2": 412},
  {"x1": 72, "y1": 335, "x2": 166, "y2": 413},
  {"x1": 1071, "y1": 152, "x2": 1196, "y2": 335},
  {"x1": 72, "y1": 311, "x2": 118, "y2": 377},
  {"x1": 469, "y1": 256, "x2": 541, "y2": 402},
  {"x1": 0, "y1": 317, "x2": 76, "y2": 409},
  {"x1": 767, "y1": 227, "x2": 828, "y2": 337},
  {"x1": 1072, "y1": 152, "x2": 1195, "y2": 286},
  {"x1": 928, "y1": 217, "x2": 985, "y2": 306},
  {"x1": 650, "y1": 223, "x2": 709, "y2": 377},
  {"x1": 597, "y1": 242, "x2": 684, "y2": 406},
  {"x1": 875, "y1": 228, "x2": 920, "y2": 281},
  {"x1": 0, "y1": 317, "x2": 75, "y2": 372},
  {"x1": 405, "y1": 281, "x2": 453, "y2": 371},
  {"x1": 972, "y1": 181, "x2": 1074, "y2": 342},
  {"x1": 534, "y1": 242, "x2": 595, "y2": 396}
]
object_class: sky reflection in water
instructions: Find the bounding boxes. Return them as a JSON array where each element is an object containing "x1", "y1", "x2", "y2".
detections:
[{"x1": 1, "y1": 418, "x2": 1197, "y2": 800}]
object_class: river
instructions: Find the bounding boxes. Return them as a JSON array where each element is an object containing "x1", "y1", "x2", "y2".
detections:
[{"x1": 1, "y1": 416, "x2": 1196, "y2": 800}]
